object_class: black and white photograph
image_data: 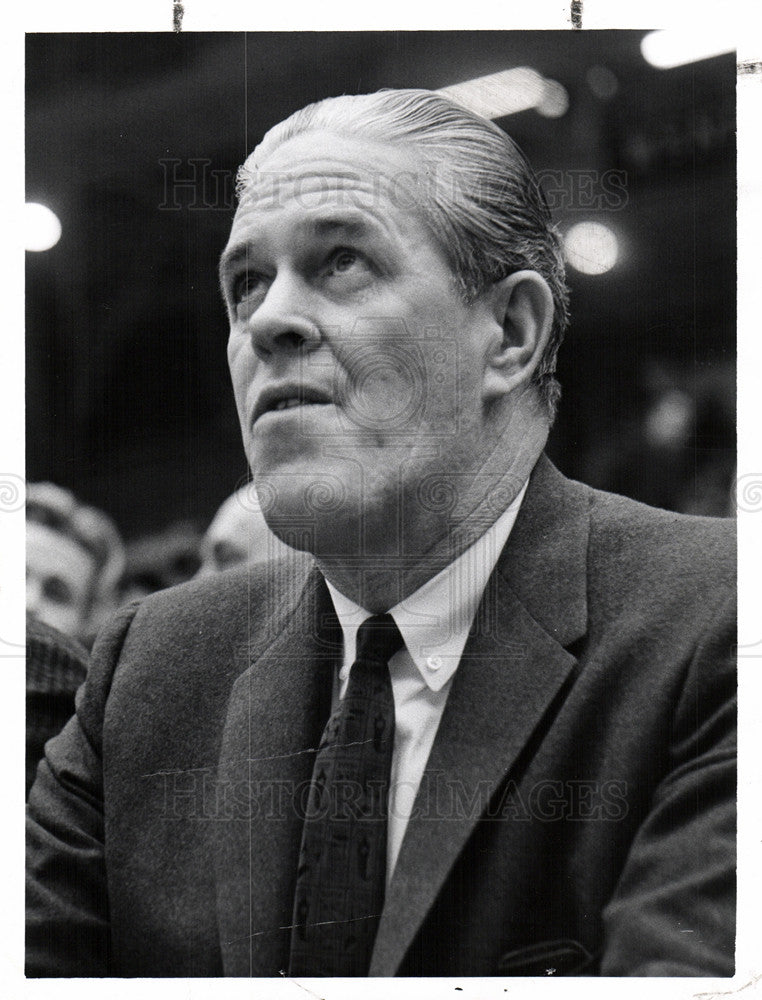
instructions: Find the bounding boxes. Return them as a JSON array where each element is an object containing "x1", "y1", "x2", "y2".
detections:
[{"x1": 8, "y1": 5, "x2": 759, "y2": 993}]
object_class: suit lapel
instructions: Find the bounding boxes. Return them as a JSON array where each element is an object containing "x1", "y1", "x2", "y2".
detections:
[
  {"x1": 213, "y1": 562, "x2": 340, "y2": 976},
  {"x1": 370, "y1": 456, "x2": 591, "y2": 975}
]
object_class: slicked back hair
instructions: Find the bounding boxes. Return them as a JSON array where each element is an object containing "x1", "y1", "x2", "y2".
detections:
[{"x1": 237, "y1": 89, "x2": 570, "y2": 420}]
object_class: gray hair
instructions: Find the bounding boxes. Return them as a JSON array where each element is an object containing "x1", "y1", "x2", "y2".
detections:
[{"x1": 238, "y1": 89, "x2": 570, "y2": 420}]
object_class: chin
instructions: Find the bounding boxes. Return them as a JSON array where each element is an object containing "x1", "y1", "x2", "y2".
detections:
[{"x1": 251, "y1": 470, "x2": 363, "y2": 560}]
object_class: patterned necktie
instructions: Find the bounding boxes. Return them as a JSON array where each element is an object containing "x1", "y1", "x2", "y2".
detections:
[{"x1": 288, "y1": 612, "x2": 403, "y2": 977}]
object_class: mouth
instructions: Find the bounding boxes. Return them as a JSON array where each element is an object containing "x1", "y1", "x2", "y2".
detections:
[{"x1": 252, "y1": 384, "x2": 334, "y2": 425}]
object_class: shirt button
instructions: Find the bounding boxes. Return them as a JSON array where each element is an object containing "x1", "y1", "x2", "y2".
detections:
[{"x1": 426, "y1": 655, "x2": 442, "y2": 672}]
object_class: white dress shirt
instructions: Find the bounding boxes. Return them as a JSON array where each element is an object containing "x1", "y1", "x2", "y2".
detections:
[{"x1": 325, "y1": 480, "x2": 527, "y2": 881}]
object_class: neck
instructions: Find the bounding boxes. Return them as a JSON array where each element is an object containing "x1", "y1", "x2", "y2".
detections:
[{"x1": 316, "y1": 403, "x2": 548, "y2": 612}]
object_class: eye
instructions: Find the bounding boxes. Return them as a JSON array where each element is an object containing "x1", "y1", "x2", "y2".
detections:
[
  {"x1": 42, "y1": 575, "x2": 74, "y2": 606},
  {"x1": 213, "y1": 540, "x2": 247, "y2": 570},
  {"x1": 325, "y1": 247, "x2": 363, "y2": 276},
  {"x1": 231, "y1": 271, "x2": 267, "y2": 304}
]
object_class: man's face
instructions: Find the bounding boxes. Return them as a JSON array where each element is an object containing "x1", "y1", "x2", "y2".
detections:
[
  {"x1": 221, "y1": 131, "x2": 500, "y2": 560},
  {"x1": 196, "y1": 488, "x2": 292, "y2": 576},
  {"x1": 26, "y1": 522, "x2": 95, "y2": 637}
]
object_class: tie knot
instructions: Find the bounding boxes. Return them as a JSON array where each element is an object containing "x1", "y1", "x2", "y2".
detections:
[{"x1": 355, "y1": 613, "x2": 404, "y2": 665}]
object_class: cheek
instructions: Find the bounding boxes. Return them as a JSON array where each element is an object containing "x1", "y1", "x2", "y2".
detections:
[
  {"x1": 226, "y1": 330, "x2": 245, "y2": 374},
  {"x1": 334, "y1": 330, "x2": 429, "y2": 434},
  {"x1": 342, "y1": 367, "x2": 421, "y2": 435},
  {"x1": 46, "y1": 605, "x2": 81, "y2": 634},
  {"x1": 227, "y1": 335, "x2": 255, "y2": 406}
]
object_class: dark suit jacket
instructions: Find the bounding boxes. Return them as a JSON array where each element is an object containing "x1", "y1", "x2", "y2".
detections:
[{"x1": 26, "y1": 457, "x2": 736, "y2": 977}]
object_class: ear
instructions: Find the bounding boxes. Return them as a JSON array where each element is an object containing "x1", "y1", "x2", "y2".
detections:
[{"x1": 482, "y1": 270, "x2": 555, "y2": 402}]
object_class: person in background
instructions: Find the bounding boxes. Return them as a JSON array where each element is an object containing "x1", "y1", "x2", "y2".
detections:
[
  {"x1": 196, "y1": 482, "x2": 292, "y2": 576},
  {"x1": 26, "y1": 482, "x2": 125, "y2": 649},
  {"x1": 118, "y1": 521, "x2": 202, "y2": 603}
]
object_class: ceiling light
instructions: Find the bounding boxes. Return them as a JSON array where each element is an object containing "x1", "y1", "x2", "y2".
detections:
[
  {"x1": 563, "y1": 222, "x2": 619, "y2": 275},
  {"x1": 640, "y1": 31, "x2": 735, "y2": 69},
  {"x1": 438, "y1": 67, "x2": 567, "y2": 120},
  {"x1": 25, "y1": 202, "x2": 62, "y2": 252},
  {"x1": 536, "y1": 80, "x2": 570, "y2": 119}
]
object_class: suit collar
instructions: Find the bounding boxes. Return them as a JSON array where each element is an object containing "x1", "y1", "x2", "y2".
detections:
[
  {"x1": 213, "y1": 562, "x2": 340, "y2": 977},
  {"x1": 370, "y1": 455, "x2": 591, "y2": 975},
  {"x1": 496, "y1": 453, "x2": 589, "y2": 648}
]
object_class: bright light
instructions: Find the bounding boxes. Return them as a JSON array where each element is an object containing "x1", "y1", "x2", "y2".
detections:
[
  {"x1": 25, "y1": 202, "x2": 62, "y2": 252},
  {"x1": 563, "y1": 222, "x2": 619, "y2": 275},
  {"x1": 640, "y1": 31, "x2": 735, "y2": 69},
  {"x1": 644, "y1": 390, "x2": 694, "y2": 448},
  {"x1": 536, "y1": 79, "x2": 570, "y2": 119},
  {"x1": 438, "y1": 67, "x2": 567, "y2": 120}
]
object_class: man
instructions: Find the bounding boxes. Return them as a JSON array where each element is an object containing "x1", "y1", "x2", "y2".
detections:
[
  {"x1": 25, "y1": 483, "x2": 120, "y2": 796},
  {"x1": 26, "y1": 89, "x2": 735, "y2": 978},
  {"x1": 195, "y1": 482, "x2": 292, "y2": 576},
  {"x1": 26, "y1": 482, "x2": 125, "y2": 648}
]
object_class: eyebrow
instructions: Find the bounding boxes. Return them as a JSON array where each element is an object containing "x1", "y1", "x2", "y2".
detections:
[
  {"x1": 218, "y1": 243, "x2": 253, "y2": 293},
  {"x1": 218, "y1": 212, "x2": 388, "y2": 293},
  {"x1": 307, "y1": 214, "x2": 380, "y2": 240}
]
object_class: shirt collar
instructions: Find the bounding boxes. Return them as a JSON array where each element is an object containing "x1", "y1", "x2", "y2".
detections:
[{"x1": 325, "y1": 480, "x2": 528, "y2": 693}]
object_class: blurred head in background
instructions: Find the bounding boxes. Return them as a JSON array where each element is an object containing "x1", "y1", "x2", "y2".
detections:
[
  {"x1": 26, "y1": 482, "x2": 125, "y2": 646},
  {"x1": 196, "y1": 483, "x2": 292, "y2": 577},
  {"x1": 119, "y1": 521, "x2": 202, "y2": 603}
]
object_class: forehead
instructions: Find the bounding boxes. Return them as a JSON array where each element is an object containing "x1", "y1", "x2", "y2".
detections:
[
  {"x1": 208, "y1": 496, "x2": 254, "y2": 541},
  {"x1": 226, "y1": 130, "x2": 433, "y2": 248},
  {"x1": 27, "y1": 522, "x2": 96, "y2": 578}
]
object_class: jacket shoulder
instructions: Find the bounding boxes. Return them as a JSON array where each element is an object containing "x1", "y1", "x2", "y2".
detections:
[
  {"x1": 585, "y1": 484, "x2": 735, "y2": 588},
  {"x1": 126, "y1": 550, "x2": 316, "y2": 640}
]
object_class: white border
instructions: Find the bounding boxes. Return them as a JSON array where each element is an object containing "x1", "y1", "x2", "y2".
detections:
[{"x1": 4, "y1": 2, "x2": 760, "y2": 998}]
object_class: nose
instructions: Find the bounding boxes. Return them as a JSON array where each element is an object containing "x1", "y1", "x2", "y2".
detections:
[{"x1": 246, "y1": 271, "x2": 322, "y2": 361}]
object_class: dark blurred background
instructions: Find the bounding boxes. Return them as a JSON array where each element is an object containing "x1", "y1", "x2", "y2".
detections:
[{"x1": 26, "y1": 31, "x2": 736, "y2": 541}]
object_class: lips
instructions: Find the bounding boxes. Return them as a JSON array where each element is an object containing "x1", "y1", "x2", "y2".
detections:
[{"x1": 252, "y1": 383, "x2": 334, "y2": 425}]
